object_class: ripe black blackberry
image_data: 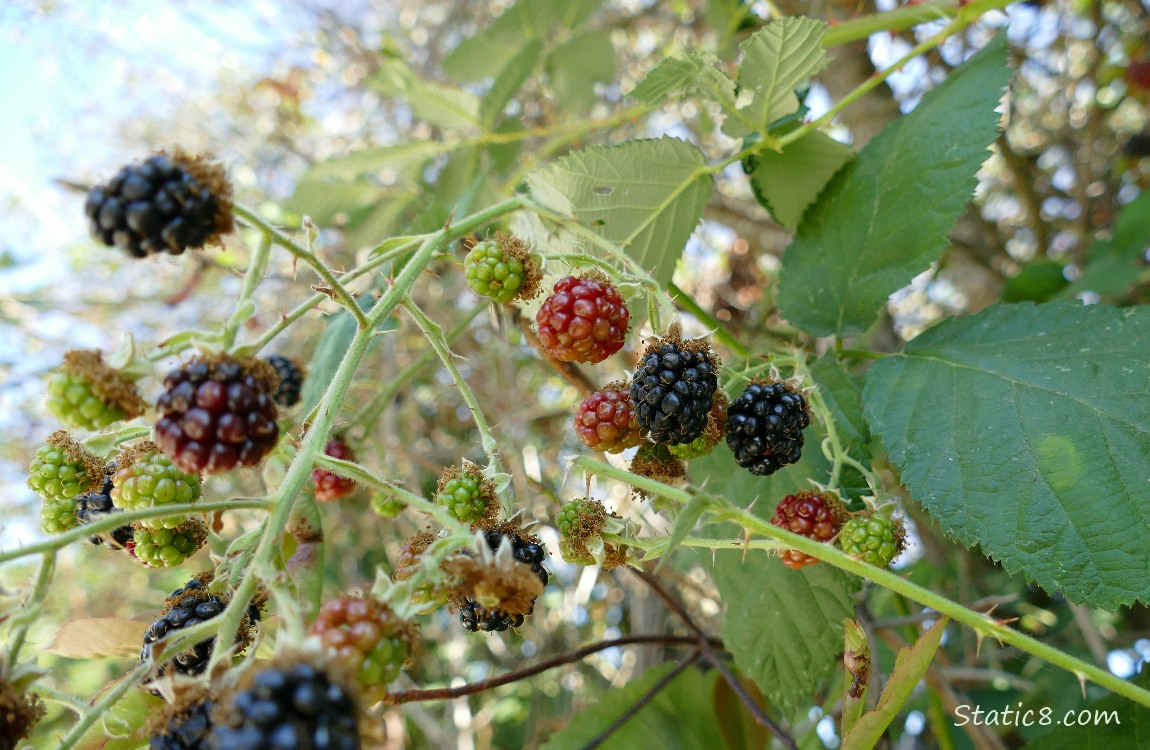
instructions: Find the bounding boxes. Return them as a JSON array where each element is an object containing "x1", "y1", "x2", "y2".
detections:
[
  {"x1": 141, "y1": 575, "x2": 258, "y2": 684},
  {"x1": 75, "y1": 463, "x2": 133, "y2": 549},
  {"x1": 210, "y1": 660, "x2": 359, "y2": 750},
  {"x1": 148, "y1": 697, "x2": 213, "y2": 750},
  {"x1": 630, "y1": 330, "x2": 719, "y2": 445},
  {"x1": 265, "y1": 354, "x2": 303, "y2": 407},
  {"x1": 456, "y1": 528, "x2": 548, "y2": 633},
  {"x1": 85, "y1": 152, "x2": 233, "y2": 258},
  {"x1": 726, "y1": 380, "x2": 810, "y2": 476},
  {"x1": 154, "y1": 354, "x2": 280, "y2": 474}
]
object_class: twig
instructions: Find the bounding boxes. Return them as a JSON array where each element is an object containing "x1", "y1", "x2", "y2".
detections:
[
  {"x1": 385, "y1": 635, "x2": 715, "y2": 705},
  {"x1": 579, "y1": 648, "x2": 701, "y2": 750},
  {"x1": 632, "y1": 568, "x2": 798, "y2": 750}
]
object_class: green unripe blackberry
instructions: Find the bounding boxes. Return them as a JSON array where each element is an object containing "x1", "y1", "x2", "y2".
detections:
[
  {"x1": 556, "y1": 497, "x2": 599, "y2": 538},
  {"x1": 435, "y1": 462, "x2": 497, "y2": 525},
  {"x1": 308, "y1": 595, "x2": 419, "y2": 701},
  {"x1": 838, "y1": 511, "x2": 906, "y2": 568},
  {"x1": 26, "y1": 432, "x2": 103, "y2": 503},
  {"x1": 41, "y1": 497, "x2": 81, "y2": 535},
  {"x1": 130, "y1": 520, "x2": 208, "y2": 568},
  {"x1": 558, "y1": 537, "x2": 596, "y2": 566},
  {"x1": 45, "y1": 349, "x2": 146, "y2": 431},
  {"x1": 464, "y1": 234, "x2": 541, "y2": 304},
  {"x1": 372, "y1": 494, "x2": 406, "y2": 518},
  {"x1": 555, "y1": 498, "x2": 629, "y2": 570},
  {"x1": 111, "y1": 443, "x2": 201, "y2": 528}
]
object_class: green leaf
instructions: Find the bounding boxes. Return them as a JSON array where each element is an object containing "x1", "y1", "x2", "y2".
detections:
[
  {"x1": 777, "y1": 35, "x2": 1010, "y2": 337},
  {"x1": 525, "y1": 137, "x2": 712, "y2": 284},
  {"x1": 300, "y1": 296, "x2": 396, "y2": 414},
  {"x1": 1023, "y1": 668, "x2": 1150, "y2": 748},
  {"x1": 811, "y1": 355, "x2": 870, "y2": 447},
  {"x1": 546, "y1": 32, "x2": 615, "y2": 113},
  {"x1": 481, "y1": 40, "x2": 543, "y2": 128},
  {"x1": 654, "y1": 494, "x2": 715, "y2": 566},
  {"x1": 368, "y1": 58, "x2": 481, "y2": 130},
  {"x1": 724, "y1": 17, "x2": 828, "y2": 138},
  {"x1": 1111, "y1": 189, "x2": 1150, "y2": 258},
  {"x1": 443, "y1": 0, "x2": 605, "y2": 83},
  {"x1": 283, "y1": 179, "x2": 382, "y2": 227},
  {"x1": 1002, "y1": 261, "x2": 1069, "y2": 303},
  {"x1": 541, "y1": 666, "x2": 722, "y2": 750},
  {"x1": 714, "y1": 551, "x2": 859, "y2": 712},
  {"x1": 841, "y1": 618, "x2": 947, "y2": 750},
  {"x1": 628, "y1": 51, "x2": 737, "y2": 113},
  {"x1": 1062, "y1": 191, "x2": 1150, "y2": 300},
  {"x1": 863, "y1": 301, "x2": 1150, "y2": 608},
  {"x1": 747, "y1": 130, "x2": 854, "y2": 229}
]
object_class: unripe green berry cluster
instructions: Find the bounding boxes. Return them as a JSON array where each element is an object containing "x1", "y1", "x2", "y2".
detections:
[
  {"x1": 111, "y1": 447, "x2": 201, "y2": 528},
  {"x1": 838, "y1": 511, "x2": 905, "y2": 568}
]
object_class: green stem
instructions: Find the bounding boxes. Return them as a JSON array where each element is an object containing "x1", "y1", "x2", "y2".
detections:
[
  {"x1": 665, "y1": 281, "x2": 751, "y2": 358},
  {"x1": 57, "y1": 665, "x2": 148, "y2": 750},
  {"x1": 570, "y1": 457, "x2": 1150, "y2": 708},
  {"x1": 233, "y1": 204, "x2": 368, "y2": 328},
  {"x1": 6, "y1": 551, "x2": 56, "y2": 665},
  {"x1": 0, "y1": 499, "x2": 272, "y2": 565},
  {"x1": 209, "y1": 196, "x2": 527, "y2": 671},
  {"x1": 34, "y1": 685, "x2": 89, "y2": 716},
  {"x1": 312, "y1": 454, "x2": 466, "y2": 532},
  {"x1": 222, "y1": 231, "x2": 273, "y2": 349},
  {"x1": 400, "y1": 299, "x2": 504, "y2": 475}
]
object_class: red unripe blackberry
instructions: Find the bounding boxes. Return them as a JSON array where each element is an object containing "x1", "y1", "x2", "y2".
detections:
[
  {"x1": 264, "y1": 354, "x2": 303, "y2": 407},
  {"x1": 1125, "y1": 61, "x2": 1150, "y2": 92},
  {"x1": 308, "y1": 596, "x2": 419, "y2": 698},
  {"x1": 573, "y1": 382, "x2": 642, "y2": 453},
  {"x1": 536, "y1": 274, "x2": 629, "y2": 363},
  {"x1": 726, "y1": 380, "x2": 810, "y2": 476},
  {"x1": 630, "y1": 335, "x2": 719, "y2": 445},
  {"x1": 770, "y1": 491, "x2": 847, "y2": 570},
  {"x1": 154, "y1": 354, "x2": 280, "y2": 474},
  {"x1": 85, "y1": 152, "x2": 233, "y2": 258},
  {"x1": 313, "y1": 438, "x2": 357, "y2": 502},
  {"x1": 210, "y1": 660, "x2": 359, "y2": 750}
]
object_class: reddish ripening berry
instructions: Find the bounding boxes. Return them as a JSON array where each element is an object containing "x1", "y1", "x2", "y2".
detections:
[
  {"x1": 308, "y1": 595, "x2": 418, "y2": 698},
  {"x1": 313, "y1": 438, "x2": 357, "y2": 502},
  {"x1": 154, "y1": 355, "x2": 280, "y2": 474},
  {"x1": 770, "y1": 490, "x2": 847, "y2": 570},
  {"x1": 535, "y1": 275, "x2": 629, "y2": 364},
  {"x1": 1125, "y1": 61, "x2": 1150, "y2": 93},
  {"x1": 573, "y1": 383, "x2": 642, "y2": 453}
]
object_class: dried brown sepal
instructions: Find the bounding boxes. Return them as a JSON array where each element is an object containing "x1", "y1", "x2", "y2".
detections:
[
  {"x1": 628, "y1": 443, "x2": 687, "y2": 500},
  {"x1": 0, "y1": 677, "x2": 45, "y2": 750},
  {"x1": 393, "y1": 529, "x2": 436, "y2": 582},
  {"x1": 45, "y1": 430, "x2": 104, "y2": 493},
  {"x1": 496, "y1": 232, "x2": 543, "y2": 302},
  {"x1": 61, "y1": 349, "x2": 148, "y2": 419},
  {"x1": 443, "y1": 554, "x2": 544, "y2": 618},
  {"x1": 168, "y1": 149, "x2": 235, "y2": 243}
]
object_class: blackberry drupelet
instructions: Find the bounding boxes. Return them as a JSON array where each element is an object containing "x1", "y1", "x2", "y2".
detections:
[
  {"x1": 210, "y1": 661, "x2": 360, "y2": 750},
  {"x1": 154, "y1": 354, "x2": 280, "y2": 474},
  {"x1": 725, "y1": 380, "x2": 810, "y2": 476},
  {"x1": 630, "y1": 338, "x2": 718, "y2": 445},
  {"x1": 264, "y1": 354, "x2": 303, "y2": 408},
  {"x1": 85, "y1": 152, "x2": 233, "y2": 258}
]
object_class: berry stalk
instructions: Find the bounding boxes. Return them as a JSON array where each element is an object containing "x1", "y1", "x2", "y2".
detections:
[
  {"x1": 221, "y1": 229, "x2": 272, "y2": 349},
  {"x1": 572, "y1": 455, "x2": 1150, "y2": 709}
]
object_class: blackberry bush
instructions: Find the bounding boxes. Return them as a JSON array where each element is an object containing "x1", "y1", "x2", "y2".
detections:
[
  {"x1": 726, "y1": 380, "x2": 810, "y2": 476},
  {"x1": 154, "y1": 354, "x2": 280, "y2": 474},
  {"x1": 85, "y1": 151, "x2": 233, "y2": 257}
]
